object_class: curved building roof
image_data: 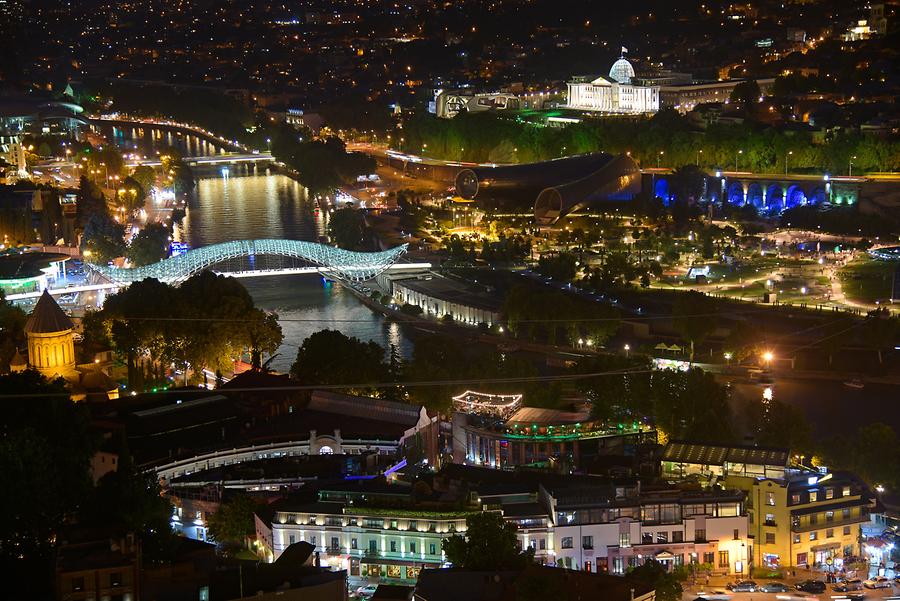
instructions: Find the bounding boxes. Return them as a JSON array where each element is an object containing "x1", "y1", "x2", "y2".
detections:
[
  {"x1": 25, "y1": 290, "x2": 74, "y2": 334},
  {"x1": 609, "y1": 58, "x2": 635, "y2": 84}
]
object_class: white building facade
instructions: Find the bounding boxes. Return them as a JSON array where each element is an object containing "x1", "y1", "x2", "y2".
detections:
[
  {"x1": 550, "y1": 489, "x2": 751, "y2": 576},
  {"x1": 567, "y1": 59, "x2": 660, "y2": 114}
]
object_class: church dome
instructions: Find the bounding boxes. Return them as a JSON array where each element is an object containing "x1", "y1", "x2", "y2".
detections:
[
  {"x1": 609, "y1": 58, "x2": 635, "y2": 84},
  {"x1": 25, "y1": 290, "x2": 74, "y2": 334}
]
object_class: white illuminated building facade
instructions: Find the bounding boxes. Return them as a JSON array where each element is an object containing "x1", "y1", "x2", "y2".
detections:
[{"x1": 566, "y1": 57, "x2": 659, "y2": 114}]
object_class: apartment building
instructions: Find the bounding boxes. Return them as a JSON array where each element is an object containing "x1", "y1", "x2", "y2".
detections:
[
  {"x1": 729, "y1": 471, "x2": 871, "y2": 570},
  {"x1": 545, "y1": 484, "x2": 750, "y2": 576},
  {"x1": 661, "y1": 440, "x2": 872, "y2": 570}
]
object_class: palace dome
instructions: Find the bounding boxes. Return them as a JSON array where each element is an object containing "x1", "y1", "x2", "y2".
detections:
[{"x1": 609, "y1": 58, "x2": 635, "y2": 84}]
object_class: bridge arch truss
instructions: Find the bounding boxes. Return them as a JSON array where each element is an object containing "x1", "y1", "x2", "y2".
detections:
[{"x1": 90, "y1": 239, "x2": 407, "y2": 284}]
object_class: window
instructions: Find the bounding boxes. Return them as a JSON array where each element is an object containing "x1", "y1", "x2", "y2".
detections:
[
  {"x1": 695, "y1": 529, "x2": 706, "y2": 542},
  {"x1": 619, "y1": 532, "x2": 631, "y2": 547},
  {"x1": 351, "y1": 538, "x2": 358, "y2": 550},
  {"x1": 561, "y1": 537, "x2": 573, "y2": 549},
  {"x1": 793, "y1": 534, "x2": 801, "y2": 544},
  {"x1": 809, "y1": 490, "x2": 818, "y2": 502},
  {"x1": 642, "y1": 532, "x2": 653, "y2": 544},
  {"x1": 718, "y1": 551, "x2": 730, "y2": 568},
  {"x1": 390, "y1": 540, "x2": 396, "y2": 552},
  {"x1": 703, "y1": 552, "x2": 715, "y2": 565},
  {"x1": 672, "y1": 531, "x2": 683, "y2": 543},
  {"x1": 765, "y1": 533, "x2": 776, "y2": 544},
  {"x1": 410, "y1": 541, "x2": 417, "y2": 553},
  {"x1": 843, "y1": 526, "x2": 851, "y2": 536},
  {"x1": 734, "y1": 529, "x2": 740, "y2": 540},
  {"x1": 765, "y1": 514, "x2": 776, "y2": 526},
  {"x1": 842, "y1": 486, "x2": 851, "y2": 497},
  {"x1": 582, "y1": 536, "x2": 593, "y2": 550},
  {"x1": 809, "y1": 532, "x2": 817, "y2": 541},
  {"x1": 72, "y1": 577, "x2": 84, "y2": 592},
  {"x1": 429, "y1": 543, "x2": 436, "y2": 555},
  {"x1": 766, "y1": 492, "x2": 775, "y2": 506},
  {"x1": 791, "y1": 494, "x2": 801, "y2": 504},
  {"x1": 540, "y1": 538, "x2": 546, "y2": 550},
  {"x1": 826, "y1": 529, "x2": 834, "y2": 538},
  {"x1": 656, "y1": 532, "x2": 668, "y2": 544},
  {"x1": 289, "y1": 534, "x2": 295, "y2": 545}
]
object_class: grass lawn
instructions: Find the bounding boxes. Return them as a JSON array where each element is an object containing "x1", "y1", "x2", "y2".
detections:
[{"x1": 839, "y1": 259, "x2": 897, "y2": 304}]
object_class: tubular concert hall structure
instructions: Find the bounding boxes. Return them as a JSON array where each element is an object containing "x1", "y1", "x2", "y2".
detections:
[
  {"x1": 90, "y1": 239, "x2": 408, "y2": 284},
  {"x1": 454, "y1": 153, "x2": 640, "y2": 223}
]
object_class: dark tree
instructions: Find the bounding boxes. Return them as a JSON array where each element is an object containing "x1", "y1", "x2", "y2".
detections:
[
  {"x1": 127, "y1": 222, "x2": 170, "y2": 266},
  {"x1": 442, "y1": 513, "x2": 534, "y2": 570},
  {"x1": 290, "y1": 329, "x2": 389, "y2": 391},
  {"x1": 672, "y1": 291, "x2": 717, "y2": 364},
  {"x1": 0, "y1": 371, "x2": 94, "y2": 561},
  {"x1": 627, "y1": 560, "x2": 683, "y2": 601}
]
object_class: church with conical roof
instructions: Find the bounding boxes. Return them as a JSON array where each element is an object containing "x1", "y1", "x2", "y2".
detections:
[{"x1": 24, "y1": 290, "x2": 77, "y2": 380}]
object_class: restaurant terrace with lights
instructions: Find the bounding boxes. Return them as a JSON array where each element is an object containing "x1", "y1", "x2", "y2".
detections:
[{"x1": 450, "y1": 390, "x2": 656, "y2": 471}]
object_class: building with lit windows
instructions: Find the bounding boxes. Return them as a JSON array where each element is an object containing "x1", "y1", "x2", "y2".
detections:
[
  {"x1": 662, "y1": 440, "x2": 873, "y2": 569},
  {"x1": 566, "y1": 57, "x2": 659, "y2": 114},
  {"x1": 268, "y1": 485, "x2": 478, "y2": 584},
  {"x1": 547, "y1": 484, "x2": 751, "y2": 576},
  {"x1": 452, "y1": 406, "x2": 656, "y2": 470}
]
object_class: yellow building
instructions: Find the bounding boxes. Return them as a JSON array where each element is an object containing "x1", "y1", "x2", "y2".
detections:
[
  {"x1": 728, "y1": 471, "x2": 871, "y2": 570},
  {"x1": 662, "y1": 441, "x2": 872, "y2": 571},
  {"x1": 25, "y1": 290, "x2": 77, "y2": 381}
]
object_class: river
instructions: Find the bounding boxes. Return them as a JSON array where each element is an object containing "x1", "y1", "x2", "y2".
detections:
[{"x1": 175, "y1": 173, "x2": 413, "y2": 374}]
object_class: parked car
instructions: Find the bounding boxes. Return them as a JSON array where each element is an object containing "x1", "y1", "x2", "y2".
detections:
[
  {"x1": 726, "y1": 580, "x2": 758, "y2": 592},
  {"x1": 694, "y1": 592, "x2": 732, "y2": 600},
  {"x1": 796, "y1": 579, "x2": 826, "y2": 593},
  {"x1": 355, "y1": 583, "x2": 378, "y2": 598},
  {"x1": 863, "y1": 576, "x2": 893, "y2": 589},
  {"x1": 758, "y1": 582, "x2": 791, "y2": 593},
  {"x1": 834, "y1": 579, "x2": 864, "y2": 592}
]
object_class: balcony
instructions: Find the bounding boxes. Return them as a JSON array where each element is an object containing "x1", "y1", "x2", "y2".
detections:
[{"x1": 791, "y1": 512, "x2": 869, "y2": 533}]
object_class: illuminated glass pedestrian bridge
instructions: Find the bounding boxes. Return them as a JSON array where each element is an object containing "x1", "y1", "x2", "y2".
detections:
[{"x1": 90, "y1": 239, "x2": 408, "y2": 284}]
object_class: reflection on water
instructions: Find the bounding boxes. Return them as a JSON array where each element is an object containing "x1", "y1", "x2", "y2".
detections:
[
  {"x1": 105, "y1": 125, "x2": 225, "y2": 158},
  {"x1": 179, "y1": 174, "x2": 412, "y2": 373}
]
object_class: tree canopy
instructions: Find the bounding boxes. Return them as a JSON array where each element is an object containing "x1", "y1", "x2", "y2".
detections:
[
  {"x1": 442, "y1": 513, "x2": 534, "y2": 571},
  {"x1": 98, "y1": 272, "x2": 283, "y2": 388}
]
